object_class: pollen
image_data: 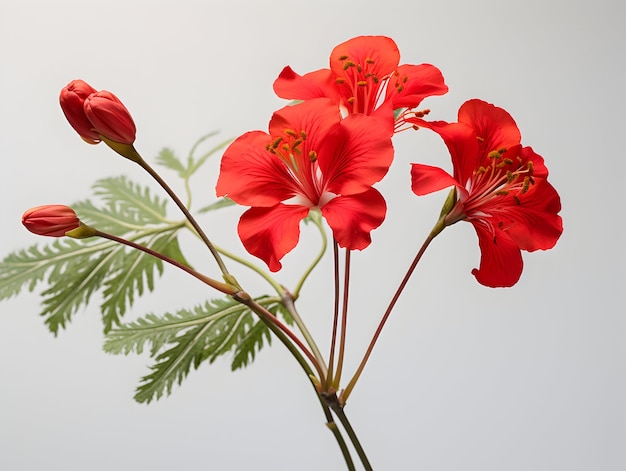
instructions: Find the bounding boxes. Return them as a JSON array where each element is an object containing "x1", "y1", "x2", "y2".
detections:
[
  {"x1": 284, "y1": 129, "x2": 298, "y2": 138},
  {"x1": 488, "y1": 151, "x2": 501, "y2": 160},
  {"x1": 338, "y1": 55, "x2": 348, "y2": 61},
  {"x1": 309, "y1": 150, "x2": 318, "y2": 162},
  {"x1": 365, "y1": 58, "x2": 375, "y2": 64},
  {"x1": 335, "y1": 78, "x2": 345, "y2": 84},
  {"x1": 357, "y1": 81, "x2": 368, "y2": 86},
  {"x1": 522, "y1": 176, "x2": 531, "y2": 193},
  {"x1": 343, "y1": 60, "x2": 356, "y2": 70},
  {"x1": 347, "y1": 97, "x2": 356, "y2": 103}
]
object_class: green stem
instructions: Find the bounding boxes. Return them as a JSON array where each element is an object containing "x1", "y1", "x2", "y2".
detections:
[
  {"x1": 342, "y1": 220, "x2": 445, "y2": 403},
  {"x1": 94, "y1": 231, "x2": 237, "y2": 296},
  {"x1": 281, "y1": 293, "x2": 328, "y2": 378},
  {"x1": 124, "y1": 145, "x2": 233, "y2": 281},
  {"x1": 326, "y1": 240, "x2": 341, "y2": 390},
  {"x1": 292, "y1": 212, "x2": 328, "y2": 299},
  {"x1": 325, "y1": 394, "x2": 373, "y2": 471},
  {"x1": 332, "y1": 249, "x2": 351, "y2": 390}
]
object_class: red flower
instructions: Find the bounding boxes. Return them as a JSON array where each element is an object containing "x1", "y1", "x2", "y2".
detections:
[
  {"x1": 216, "y1": 98, "x2": 393, "y2": 271},
  {"x1": 84, "y1": 90, "x2": 136, "y2": 145},
  {"x1": 22, "y1": 205, "x2": 81, "y2": 237},
  {"x1": 273, "y1": 36, "x2": 448, "y2": 133},
  {"x1": 59, "y1": 79, "x2": 100, "y2": 144},
  {"x1": 60, "y1": 80, "x2": 136, "y2": 145},
  {"x1": 409, "y1": 99, "x2": 562, "y2": 287}
]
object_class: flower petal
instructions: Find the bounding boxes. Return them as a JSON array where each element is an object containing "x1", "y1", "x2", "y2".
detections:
[
  {"x1": 215, "y1": 131, "x2": 296, "y2": 207},
  {"x1": 318, "y1": 113, "x2": 394, "y2": 195},
  {"x1": 386, "y1": 63, "x2": 448, "y2": 110},
  {"x1": 273, "y1": 66, "x2": 340, "y2": 102},
  {"x1": 238, "y1": 204, "x2": 310, "y2": 272},
  {"x1": 458, "y1": 99, "x2": 521, "y2": 157},
  {"x1": 410, "y1": 163, "x2": 460, "y2": 196},
  {"x1": 329, "y1": 36, "x2": 400, "y2": 80},
  {"x1": 498, "y1": 179, "x2": 563, "y2": 251},
  {"x1": 321, "y1": 188, "x2": 386, "y2": 250},
  {"x1": 471, "y1": 220, "x2": 524, "y2": 287}
]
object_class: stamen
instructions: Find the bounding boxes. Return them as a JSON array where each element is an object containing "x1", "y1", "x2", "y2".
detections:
[
  {"x1": 284, "y1": 129, "x2": 298, "y2": 138},
  {"x1": 300, "y1": 130, "x2": 306, "y2": 140},
  {"x1": 347, "y1": 97, "x2": 356, "y2": 103},
  {"x1": 343, "y1": 60, "x2": 356, "y2": 70},
  {"x1": 338, "y1": 55, "x2": 348, "y2": 61},
  {"x1": 335, "y1": 78, "x2": 345, "y2": 84},
  {"x1": 365, "y1": 58, "x2": 375, "y2": 64},
  {"x1": 522, "y1": 176, "x2": 530, "y2": 193},
  {"x1": 514, "y1": 195, "x2": 521, "y2": 205},
  {"x1": 357, "y1": 81, "x2": 368, "y2": 86},
  {"x1": 488, "y1": 151, "x2": 501, "y2": 159},
  {"x1": 309, "y1": 151, "x2": 318, "y2": 162}
]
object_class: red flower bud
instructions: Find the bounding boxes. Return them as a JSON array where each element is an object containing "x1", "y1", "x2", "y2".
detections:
[
  {"x1": 84, "y1": 90, "x2": 136, "y2": 145},
  {"x1": 22, "y1": 205, "x2": 81, "y2": 237},
  {"x1": 59, "y1": 80, "x2": 101, "y2": 144}
]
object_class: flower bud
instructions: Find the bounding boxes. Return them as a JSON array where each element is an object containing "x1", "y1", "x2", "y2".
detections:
[
  {"x1": 84, "y1": 90, "x2": 136, "y2": 145},
  {"x1": 22, "y1": 205, "x2": 81, "y2": 237},
  {"x1": 59, "y1": 80, "x2": 101, "y2": 144}
]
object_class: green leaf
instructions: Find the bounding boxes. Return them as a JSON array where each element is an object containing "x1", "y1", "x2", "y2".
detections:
[
  {"x1": 73, "y1": 176, "x2": 168, "y2": 233},
  {"x1": 196, "y1": 197, "x2": 236, "y2": 214},
  {"x1": 186, "y1": 134, "x2": 232, "y2": 177},
  {"x1": 104, "y1": 296, "x2": 286, "y2": 403},
  {"x1": 99, "y1": 230, "x2": 188, "y2": 332},
  {"x1": 155, "y1": 147, "x2": 186, "y2": 176}
]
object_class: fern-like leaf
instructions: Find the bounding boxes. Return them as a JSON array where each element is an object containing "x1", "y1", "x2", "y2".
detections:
[{"x1": 104, "y1": 297, "x2": 288, "y2": 403}]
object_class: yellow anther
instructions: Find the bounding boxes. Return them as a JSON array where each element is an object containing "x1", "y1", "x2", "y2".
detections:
[
  {"x1": 514, "y1": 195, "x2": 521, "y2": 205},
  {"x1": 309, "y1": 150, "x2": 318, "y2": 162},
  {"x1": 372, "y1": 76, "x2": 379, "y2": 84},
  {"x1": 527, "y1": 160, "x2": 534, "y2": 175},
  {"x1": 284, "y1": 129, "x2": 298, "y2": 138},
  {"x1": 488, "y1": 150, "x2": 501, "y2": 159},
  {"x1": 503, "y1": 158, "x2": 513, "y2": 165},
  {"x1": 403, "y1": 76, "x2": 408, "y2": 83},
  {"x1": 357, "y1": 80, "x2": 368, "y2": 86},
  {"x1": 335, "y1": 78, "x2": 345, "y2": 84},
  {"x1": 506, "y1": 170, "x2": 515, "y2": 182},
  {"x1": 338, "y1": 55, "x2": 348, "y2": 61},
  {"x1": 522, "y1": 176, "x2": 530, "y2": 193},
  {"x1": 300, "y1": 130, "x2": 306, "y2": 140},
  {"x1": 347, "y1": 97, "x2": 356, "y2": 103},
  {"x1": 282, "y1": 144, "x2": 290, "y2": 152},
  {"x1": 357, "y1": 64, "x2": 362, "y2": 73},
  {"x1": 365, "y1": 58, "x2": 375, "y2": 64},
  {"x1": 396, "y1": 86, "x2": 404, "y2": 93},
  {"x1": 271, "y1": 137, "x2": 283, "y2": 148},
  {"x1": 292, "y1": 138, "x2": 302, "y2": 149},
  {"x1": 343, "y1": 60, "x2": 356, "y2": 70},
  {"x1": 496, "y1": 190, "x2": 509, "y2": 196},
  {"x1": 498, "y1": 147, "x2": 507, "y2": 154}
]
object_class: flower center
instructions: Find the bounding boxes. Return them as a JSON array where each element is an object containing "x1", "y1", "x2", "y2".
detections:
[
  {"x1": 465, "y1": 146, "x2": 535, "y2": 214},
  {"x1": 266, "y1": 128, "x2": 324, "y2": 206},
  {"x1": 334, "y1": 55, "x2": 389, "y2": 115}
]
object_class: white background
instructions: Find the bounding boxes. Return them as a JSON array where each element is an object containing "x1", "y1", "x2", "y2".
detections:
[{"x1": 0, "y1": 1, "x2": 624, "y2": 470}]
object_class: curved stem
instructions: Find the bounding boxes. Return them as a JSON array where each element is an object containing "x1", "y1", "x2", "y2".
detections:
[
  {"x1": 342, "y1": 220, "x2": 445, "y2": 403},
  {"x1": 326, "y1": 240, "x2": 341, "y2": 390},
  {"x1": 325, "y1": 394, "x2": 373, "y2": 471},
  {"x1": 332, "y1": 248, "x2": 351, "y2": 390},
  {"x1": 292, "y1": 212, "x2": 328, "y2": 299},
  {"x1": 281, "y1": 293, "x2": 328, "y2": 378},
  {"x1": 129, "y1": 147, "x2": 233, "y2": 280},
  {"x1": 94, "y1": 230, "x2": 237, "y2": 296}
]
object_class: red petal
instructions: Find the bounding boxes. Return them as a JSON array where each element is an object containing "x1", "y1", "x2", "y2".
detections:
[
  {"x1": 330, "y1": 36, "x2": 400, "y2": 79},
  {"x1": 237, "y1": 204, "x2": 310, "y2": 272},
  {"x1": 216, "y1": 131, "x2": 296, "y2": 207},
  {"x1": 318, "y1": 113, "x2": 394, "y2": 195},
  {"x1": 410, "y1": 163, "x2": 459, "y2": 196},
  {"x1": 458, "y1": 99, "x2": 521, "y2": 157},
  {"x1": 471, "y1": 220, "x2": 524, "y2": 287},
  {"x1": 498, "y1": 179, "x2": 563, "y2": 251},
  {"x1": 321, "y1": 188, "x2": 386, "y2": 250},
  {"x1": 414, "y1": 119, "x2": 478, "y2": 184},
  {"x1": 386, "y1": 63, "x2": 448, "y2": 110},
  {"x1": 273, "y1": 66, "x2": 340, "y2": 102},
  {"x1": 268, "y1": 99, "x2": 340, "y2": 148}
]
